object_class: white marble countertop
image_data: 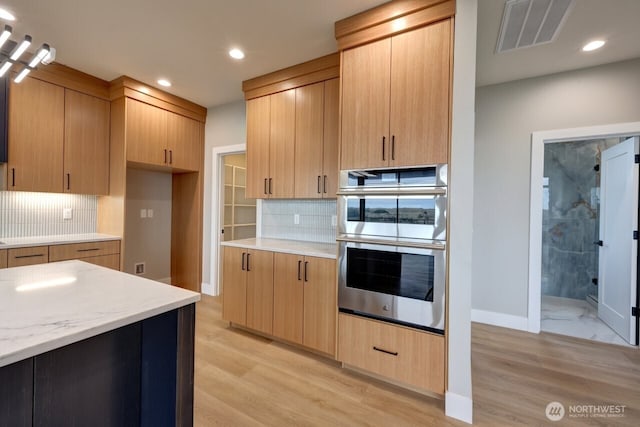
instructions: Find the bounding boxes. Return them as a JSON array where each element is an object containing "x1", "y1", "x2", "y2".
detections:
[
  {"x1": 0, "y1": 260, "x2": 200, "y2": 368},
  {"x1": 0, "y1": 233, "x2": 121, "y2": 250},
  {"x1": 221, "y1": 238, "x2": 337, "y2": 259}
]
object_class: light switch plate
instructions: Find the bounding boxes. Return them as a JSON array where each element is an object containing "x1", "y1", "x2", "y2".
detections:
[
  {"x1": 147, "y1": 209, "x2": 154, "y2": 218},
  {"x1": 140, "y1": 209, "x2": 147, "y2": 218},
  {"x1": 63, "y1": 208, "x2": 72, "y2": 220},
  {"x1": 294, "y1": 214, "x2": 300, "y2": 225},
  {"x1": 331, "y1": 215, "x2": 337, "y2": 227}
]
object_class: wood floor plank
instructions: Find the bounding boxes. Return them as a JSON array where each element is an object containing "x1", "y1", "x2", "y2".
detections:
[{"x1": 194, "y1": 296, "x2": 640, "y2": 426}]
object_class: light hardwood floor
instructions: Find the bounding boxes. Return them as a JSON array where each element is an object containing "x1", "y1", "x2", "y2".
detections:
[{"x1": 194, "y1": 296, "x2": 640, "y2": 426}]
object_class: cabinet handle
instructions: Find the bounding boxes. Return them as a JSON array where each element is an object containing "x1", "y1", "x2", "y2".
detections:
[
  {"x1": 323, "y1": 175, "x2": 327, "y2": 194},
  {"x1": 66, "y1": 173, "x2": 70, "y2": 191},
  {"x1": 11, "y1": 168, "x2": 15, "y2": 187},
  {"x1": 246, "y1": 253, "x2": 251, "y2": 272},
  {"x1": 77, "y1": 248, "x2": 99, "y2": 252},
  {"x1": 373, "y1": 346, "x2": 398, "y2": 356},
  {"x1": 268, "y1": 178, "x2": 272, "y2": 195},
  {"x1": 169, "y1": 150, "x2": 173, "y2": 164},
  {"x1": 241, "y1": 252, "x2": 246, "y2": 271},
  {"x1": 15, "y1": 254, "x2": 45, "y2": 259},
  {"x1": 297, "y1": 260, "x2": 302, "y2": 281},
  {"x1": 304, "y1": 261, "x2": 309, "y2": 282},
  {"x1": 391, "y1": 135, "x2": 395, "y2": 161},
  {"x1": 317, "y1": 176, "x2": 321, "y2": 194},
  {"x1": 264, "y1": 178, "x2": 268, "y2": 195},
  {"x1": 382, "y1": 136, "x2": 386, "y2": 161},
  {"x1": 164, "y1": 149, "x2": 168, "y2": 164}
]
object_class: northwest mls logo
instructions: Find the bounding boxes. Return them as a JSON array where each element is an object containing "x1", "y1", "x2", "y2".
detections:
[{"x1": 546, "y1": 401, "x2": 565, "y2": 421}]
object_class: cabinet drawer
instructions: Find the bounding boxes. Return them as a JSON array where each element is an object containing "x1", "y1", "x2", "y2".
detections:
[
  {"x1": 7, "y1": 246, "x2": 49, "y2": 268},
  {"x1": 338, "y1": 313, "x2": 444, "y2": 394},
  {"x1": 0, "y1": 249, "x2": 7, "y2": 269},
  {"x1": 81, "y1": 254, "x2": 120, "y2": 271},
  {"x1": 49, "y1": 241, "x2": 120, "y2": 262}
]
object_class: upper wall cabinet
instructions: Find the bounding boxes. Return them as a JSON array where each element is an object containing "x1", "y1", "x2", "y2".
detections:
[
  {"x1": 243, "y1": 54, "x2": 340, "y2": 200},
  {"x1": 126, "y1": 98, "x2": 203, "y2": 172},
  {"x1": 7, "y1": 76, "x2": 110, "y2": 195},
  {"x1": 340, "y1": 19, "x2": 452, "y2": 170}
]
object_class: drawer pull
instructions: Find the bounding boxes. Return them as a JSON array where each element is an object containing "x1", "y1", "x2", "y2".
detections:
[
  {"x1": 77, "y1": 248, "x2": 100, "y2": 252},
  {"x1": 373, "y1": 346, "x2": 398, "y2": 356},
  {"x1": 15, "y1": 254, "x2": 45, "y2": 259}
]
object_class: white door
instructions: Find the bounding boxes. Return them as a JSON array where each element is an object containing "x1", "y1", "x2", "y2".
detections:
[{"x1": 598, "y1": 136, "x2": 639, "y2": 345}]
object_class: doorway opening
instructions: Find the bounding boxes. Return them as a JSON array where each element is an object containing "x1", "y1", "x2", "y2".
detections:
[{"x1": 528, "y1": 122, "x2": 640, "y2": 346}]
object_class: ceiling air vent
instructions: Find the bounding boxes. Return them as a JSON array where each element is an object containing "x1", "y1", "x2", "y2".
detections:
[{"x1": 496, "y1": 0, "x2": 574, "y2": 53}]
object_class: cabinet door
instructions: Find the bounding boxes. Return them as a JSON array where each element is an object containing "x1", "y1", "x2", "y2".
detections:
[
  {"x1": 294, "y1": 82, "x2": 324, "y2": 198},
  {"x1": 167, "y1": 112, "x2": 202, "y2": 172},
  {"x1": 246, "y1": 249, "x2": 274, "y2": 335},
  {"x1": 0, "y1": 249, "x2": 6, "y2": 269},
  {"x1": 390, "y1": 20, "x2": 451, "y2": 166},
  {"x1": 273, "y1": 253, "x2": 304, "y2": 344},
  {"x1": 64, "y1": 90, "x2": 110, "y2": 195},
  {"x1": 221, "y1": 247, "x2": 247, "y2": 326},
  {"x1": 269, "y1": 90, "x2": 296, "y2": 198},
  {"x1": 303, "y1": 257, "x2": 337, "y2": 355},
  {"x1": 322, "y1": 78, "x2": 340, "y2": 198},
  {"x1": 126, "y1": 98, "x2": 167, "y2": 166},
  {"x1": 7, "y1": 246, "x2": 49, "y2": 268},
  {"x1": 246, "y1": 96, "x2": 271, "y2": 198},
  {"x1": 340, "y1": 38, "x2": 391, "y2": 170},
  {"x1": 8, "y1": 77, "x2": 64, "y2": 192}
]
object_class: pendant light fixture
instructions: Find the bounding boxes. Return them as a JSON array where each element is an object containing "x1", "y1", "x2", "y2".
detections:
[{"x1": 0, "y1": 22, "x2": 54, "y2": 82}]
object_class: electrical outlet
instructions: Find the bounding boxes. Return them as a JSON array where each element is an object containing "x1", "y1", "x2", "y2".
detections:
[
  {"x1": 140, "y1": 209, "x2": 147, "y2": 218},
  {"x1": 331, "y1": 215, "x2": 337, "y2": 227},
  {"x1": 147, "y1": 209, "x2": 154, "y2": 218},
  {"x1": 134, "y1": 262, "x2": 145, "y2": 275},
  {"x1": 294, "y1": 214, "x2": 300, "y2": 225},
  {"x1": 63, "y1": 208, "x2": 72, "y2": 220}
]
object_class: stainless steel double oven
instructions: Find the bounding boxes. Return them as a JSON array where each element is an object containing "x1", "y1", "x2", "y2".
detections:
[{"x1": 337, "y1": 165, "x2": 447, "y2": 333}]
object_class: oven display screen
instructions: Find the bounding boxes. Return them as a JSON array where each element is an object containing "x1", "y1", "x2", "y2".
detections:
[
  {"x1": 347, "y1": 198, "x2": 435, "y2": 225},
  {"x1": 346, "y1": 247, "x2": 434, "y2": 301}
]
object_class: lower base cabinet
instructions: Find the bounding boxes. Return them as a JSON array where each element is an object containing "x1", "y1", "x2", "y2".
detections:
[
  {"x1": 337, "y1": 313, "x2": 445, "y2": 395},
  {"x1": 222, "y1": 246, "x2": 337, "y2": 357}
]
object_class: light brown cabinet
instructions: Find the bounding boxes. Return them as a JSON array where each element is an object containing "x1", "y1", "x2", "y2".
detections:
[
  {"x1": 294, "y1": 79, "x2": 340, "y2": 198},
  {"x1": 246, "y1": 90, "x2": 296, "y2": 198},
  {"x1": 8, "y1": 77, "x2": 64, "y2": 192},
  {"x1": 64, "y1": 90, "x2": 110, "y2": 195},
  {"x1": 7, "y1": 246, "x2": 49, "y2": 268},
  {"x1": 338, "y1": 313, "x2": 445, "y2": 394},
  {"x1": 7, "y1": 77, "x2": 110, "y2": 195},
  {"x1": 273, "y1": 253, "x2": 336, "y2": 355},
  {"x1": 0, "y1": 249, "x2": 7, "y2": 269},
  {"x1": 221, "y1": 247, "x2": 274, "y2": 335},
  {"x1": 126, "y1": 98, "x2": 202, "y2": 172},
  {"x1": 340, "y1": 19, "x2": 451, "y2": 169}
]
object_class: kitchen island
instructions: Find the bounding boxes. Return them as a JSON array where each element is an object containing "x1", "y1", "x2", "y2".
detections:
[{"x1": 0, "y1": 260, "x2": 200, "y2": 427}]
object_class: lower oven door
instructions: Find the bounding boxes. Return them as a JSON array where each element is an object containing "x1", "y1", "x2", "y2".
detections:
[{"x1": 338, "y1": 238, "x2": 446, "y2": 333}]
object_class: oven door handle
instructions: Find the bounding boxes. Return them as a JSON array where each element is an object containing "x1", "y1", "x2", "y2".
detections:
[
  {"x1": 336, "y1": 235, "x2": 446, "y2": 251},
  {"x1": 336, "y1": 187, "x2": 446, "y2": 196}
]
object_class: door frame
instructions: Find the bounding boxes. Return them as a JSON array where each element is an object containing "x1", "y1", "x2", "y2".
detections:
[
  {"x1": 528, "y1": 121, "x2": 640, "y2": 333},
  {"x1": 209, "y1": 143, "x2": 247, "y2": 296}
]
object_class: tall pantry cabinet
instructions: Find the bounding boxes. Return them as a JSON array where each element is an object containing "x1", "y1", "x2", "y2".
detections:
[{"x1": 99, "y1": 77, "x2": 206, "y2": 292}]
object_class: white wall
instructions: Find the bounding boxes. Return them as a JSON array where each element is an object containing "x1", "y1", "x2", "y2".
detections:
[
  {"x1": 201, "y1": 101, "x2": 246, "y2": 290},
  {"x1": 124, "y1": 168, "x2": 172, "y2": 282},
  {"x1": 473, "y1": 58, "x2": 640, "y2": 320}
]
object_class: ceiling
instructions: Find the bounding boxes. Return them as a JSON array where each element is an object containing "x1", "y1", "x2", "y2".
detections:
[
  {"x1": 3, "y1": 1, "x2": 640, "y2": 107},
  {"x1": 0, "y1": 0, "x2": 384, "y2": 108},
  {"x1": 477, "y1": 0, "x2": 640, "y2": 87}
]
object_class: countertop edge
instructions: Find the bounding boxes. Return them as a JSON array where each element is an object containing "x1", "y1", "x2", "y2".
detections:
[
  {"x1": 0, "y1": 293, "x2": 200, "y2": 368},
  {"x1": 0, "y1": 234, "x2": 122, "y2": 250},
  {"x1": 220, "y1": 240, "x2": 337, "y2": 259}
]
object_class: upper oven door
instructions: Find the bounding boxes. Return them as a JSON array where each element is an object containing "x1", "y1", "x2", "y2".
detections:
[{"x1": 338, "y1": 190, "x2": 447, "y2": 240}]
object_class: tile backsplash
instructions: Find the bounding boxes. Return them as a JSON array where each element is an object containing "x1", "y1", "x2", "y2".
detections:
[
  {"x1": 261, "y1": 199, "x2": 337, "y2": 244},
  {"x1": 0, "y1": 192, "x2": 97, "y2": 238}
]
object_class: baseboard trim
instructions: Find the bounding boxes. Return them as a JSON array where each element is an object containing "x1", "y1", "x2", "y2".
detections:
[
  {"x1": 471, "y1": 309, "x2": 529, "y2": 332},
  {"x1": 445, "y1": 391, "x2": 473, "y2": 424},
  {"x1": 201, "y1": 282, "x2": 215, "y2": 296}
]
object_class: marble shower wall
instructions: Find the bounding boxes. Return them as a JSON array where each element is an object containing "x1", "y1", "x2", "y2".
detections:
[{"x1": 541, "y1": 138, "x2": 620, "y2": 300}]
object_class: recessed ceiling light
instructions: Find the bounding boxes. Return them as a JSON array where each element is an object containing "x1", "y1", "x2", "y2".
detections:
[
  {"x1": 157, "y1": 79, "x2": 171, "y2": 87},
  {"x1": 229, "y1": 48, "x2": 245, "y2": 60},
  {"x1": 0, "y1": 8, "x2": 15, "y2": 21},
  {"x1": 582, "y1": 40, "x2": 605, "y2": 52}
]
